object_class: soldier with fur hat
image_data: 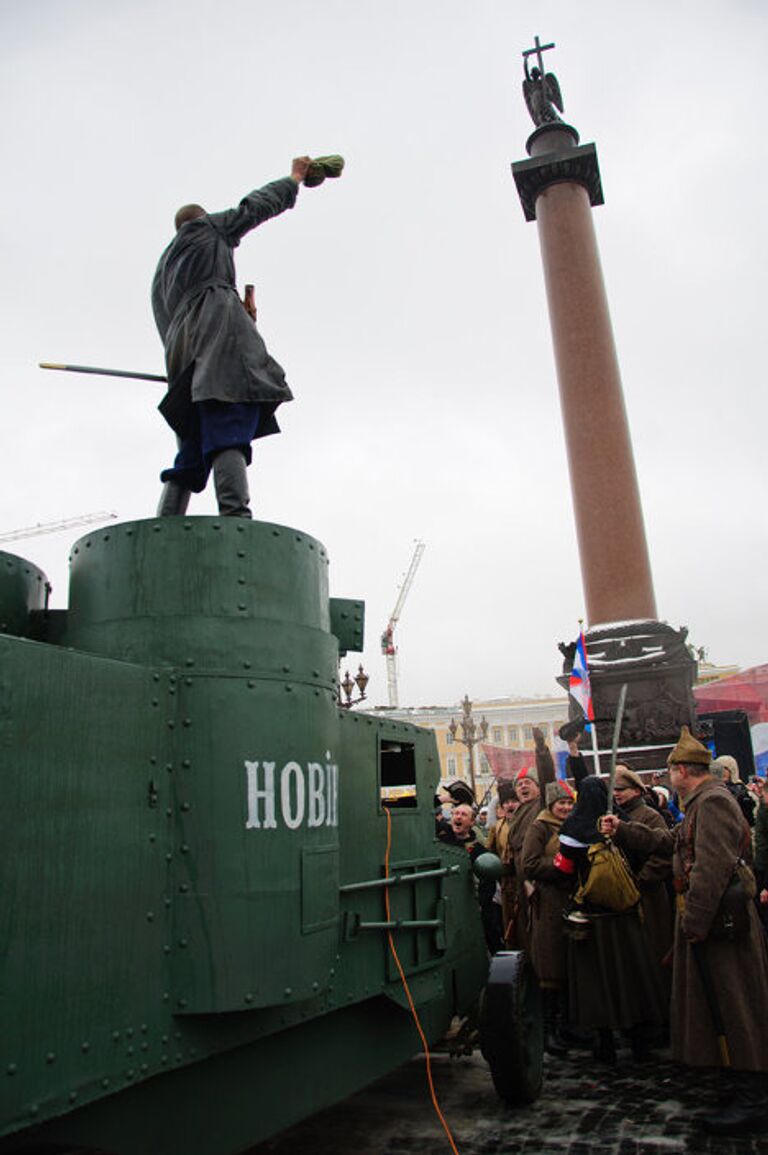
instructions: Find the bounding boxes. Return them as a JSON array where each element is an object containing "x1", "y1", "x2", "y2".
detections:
[
  {"x1": 609, "y1": 764, "x2": 674, "y2": 1006},
  {"x1": 522, "y1": 779, "x2": 575, "y2": 1054},
  {"x1": 500, "y1": 764, "x2": 541, "y2": 950}
]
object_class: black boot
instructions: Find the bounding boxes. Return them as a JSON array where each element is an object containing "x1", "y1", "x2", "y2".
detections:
[
  {"x1": 542, "y1": 989, "x2": 568, "y2": 1057},
  {"x1": 699, "y1": 1073, "x2": 768, "y2": 1134},
  {"x1": 213, "y1": 448, "x2": 252, "y2": 518},
  {"x1": 157, "y1": 481, "x2": 191, "y2": 516},
  {"x1": 592, "y1": 1028, "x2": 616, "y2": 1065}
]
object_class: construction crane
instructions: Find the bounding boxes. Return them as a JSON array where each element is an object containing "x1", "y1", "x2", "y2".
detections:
[
  {"x1": 0, "y1": 511, "x2": 117, "y2": 545},
  {"x1": 381, "y1": 539, "x2": 425, "y2": 708}
]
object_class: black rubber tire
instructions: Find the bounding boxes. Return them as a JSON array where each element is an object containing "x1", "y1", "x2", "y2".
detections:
[{"x1": 478, "y1": 950, "x2": 544, "y2": 1105}]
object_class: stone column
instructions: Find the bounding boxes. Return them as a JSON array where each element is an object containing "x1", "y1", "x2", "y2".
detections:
[
  {"x1": 514, "y1": 119, "x2": 696, "y2": 771},
  {"x1": 514, "y1": 125, "x2": 656, "y2": 627}
]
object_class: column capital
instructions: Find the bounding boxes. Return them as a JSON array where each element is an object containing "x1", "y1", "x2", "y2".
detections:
[{"x1": 512, "y1": 142, "x2": 604, "y2": 222}]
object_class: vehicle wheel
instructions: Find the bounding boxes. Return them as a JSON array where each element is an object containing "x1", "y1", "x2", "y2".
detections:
[{"x1": 478, "y1": 950, "x2": 543, "y2": 1104}]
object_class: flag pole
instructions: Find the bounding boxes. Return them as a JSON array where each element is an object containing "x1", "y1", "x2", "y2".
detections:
[{"x1": 589, "y1": 717, "x2": 600, "y2": 776}]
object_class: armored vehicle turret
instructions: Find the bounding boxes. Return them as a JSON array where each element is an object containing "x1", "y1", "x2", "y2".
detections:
[{"x1": 1, "y1": 518, "x2": 541, "y2": 1154}]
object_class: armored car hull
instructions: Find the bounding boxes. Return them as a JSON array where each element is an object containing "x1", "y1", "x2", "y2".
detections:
[{"x1": 0, "y1": 519, "x2": 511, "y2": 1155}]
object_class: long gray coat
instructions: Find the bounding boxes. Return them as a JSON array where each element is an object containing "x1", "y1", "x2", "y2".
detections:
[
  {"x1": 152, "y1": 178, "x2": 298, "y2": 436},
  {"x1": 671, "y1": 777, "x2": 768, "y2": 1071}
]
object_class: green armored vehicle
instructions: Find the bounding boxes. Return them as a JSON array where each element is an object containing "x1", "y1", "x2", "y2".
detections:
[{"x1": 1, "y1": 518, "x2": 541, "y2": 1154}]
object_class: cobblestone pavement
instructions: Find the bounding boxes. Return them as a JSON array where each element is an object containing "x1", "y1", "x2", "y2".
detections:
[{"x1": 251, "y1": 1047, "x2": 768, "y2": 1155}]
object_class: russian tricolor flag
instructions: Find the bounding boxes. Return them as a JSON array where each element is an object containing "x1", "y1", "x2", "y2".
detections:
[{"x1": 569, "y1": 631, "x2": 595, "y2": 726}]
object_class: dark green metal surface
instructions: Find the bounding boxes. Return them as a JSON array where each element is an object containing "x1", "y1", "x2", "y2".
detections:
[
  {"x1": 0, "y1": 552, "x2": 47, "y2": 638},
  {"x1": 0, "y1": 519, "x2": 489, "y2": 1155}
]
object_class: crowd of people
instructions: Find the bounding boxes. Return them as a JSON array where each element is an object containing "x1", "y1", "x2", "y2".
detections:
[{"x1": 436, "y1": 725, "x2": 768, "y2": 1135}]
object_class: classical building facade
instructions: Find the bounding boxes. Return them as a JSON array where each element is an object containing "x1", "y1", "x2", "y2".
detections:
[{"x1": 374, "y1": 694, "x2": 570, "y2": 797}]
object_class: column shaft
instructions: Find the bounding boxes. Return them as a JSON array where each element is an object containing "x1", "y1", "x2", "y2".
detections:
[{"x1": 535, "y1": 180, "x2": 657, "y2": 626}]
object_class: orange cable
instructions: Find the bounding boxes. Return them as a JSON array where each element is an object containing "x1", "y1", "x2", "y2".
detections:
[{"x1": 383, "y1": 805, "x2": 461, "y2": 1155}]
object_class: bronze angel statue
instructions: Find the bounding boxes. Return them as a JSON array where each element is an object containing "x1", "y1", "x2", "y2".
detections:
[{"x1": 523, "y1": 62, "x2": 564, "y2": 127}]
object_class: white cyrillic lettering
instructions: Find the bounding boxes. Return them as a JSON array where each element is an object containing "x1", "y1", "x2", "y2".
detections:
[
  {"x1": 307, "y1": 762, "x2": 325, "y2": 827},
  {"x1": 325, "y1": 761, "x2": 339, "y2": 827},
  {"x1": 281, "y1": 761, "x2": 305, "y2": 830},
  {"x1": 245, "y1": 761, "x2": 277, "y2": 829}
]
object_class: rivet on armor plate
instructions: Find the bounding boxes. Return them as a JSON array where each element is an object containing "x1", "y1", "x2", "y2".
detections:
[
  {"x1": 183, "y1": 718, "x2": 191, "y2": 727},
  {"x1": 284, "y1": 988, "x2": 292, "y2": 997},
  {"x1": 141, "y1": 1042, "x2": 148, "y2": 1052},
  {"x1": 102, "y1": 1078, "x2": 110, "y2": 1088},
  {"x1": 6, "y1": 1064, "x2": 17, "y2": 1075},
  {"x1": 69, "y1": 1091, "x2": 78, "y2": 1102},
  {"x1": 182, "y1": 758, "x2": 191, "y2": 768},
  {"x1": 81, "y1": 1042, "x2": 90, "y2": 1053},
  {"x1": 112, "y1": 1031, "x2": 120, "y2": 1041},
  {"x1": 146, "y1": 912, "x2": 155, "y2": 922},
  {"x1": 248, "y1": 681, "x2": 255, "y2": 689},
  {"x1": 238, "y1": 602, "x2": 247, "y2": 610},
  {"x1": 46, "y1": 1053, "x2": 56, "y2": 1063},
  {"x1": 244, "y1": 993, "x2": 254, "y2": 1004}
]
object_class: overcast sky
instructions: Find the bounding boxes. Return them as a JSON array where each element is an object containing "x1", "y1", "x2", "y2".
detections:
[{"x1": 2, "y1": 0, "x2": 766, "y2": 709}]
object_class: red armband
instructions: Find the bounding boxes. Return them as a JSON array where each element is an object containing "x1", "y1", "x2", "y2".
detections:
[{"x1": 553, "y1": 851, "x2": 575, "y2": 875}]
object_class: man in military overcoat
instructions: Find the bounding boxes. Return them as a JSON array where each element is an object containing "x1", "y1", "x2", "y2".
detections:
[
  {"x1": 152, "y1": 155, "x2": 318, "y2": 517},
  {"x1": 667, "y1": 726, "x2": 768, "y2": 1134}
]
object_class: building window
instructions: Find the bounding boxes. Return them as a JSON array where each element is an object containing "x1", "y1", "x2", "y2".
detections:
[
  {"x1": 492, "y1": 727, "x2": 503, "y2": 745},
  {"x1": 463, "y1": 753, "x2": 470, "y2": 773},
  {"x1": 523, "y1": 724, "x2": 534, "y2": 742},
  {"x1": 508, "y1": 726, "x2": 519, "y2": 745},
  {"x1": 480, "y1": 753, "x2": 491, "y2": 775},
  {"x1": 446, "y1": 755, "x2": 457, "y2": 775}
]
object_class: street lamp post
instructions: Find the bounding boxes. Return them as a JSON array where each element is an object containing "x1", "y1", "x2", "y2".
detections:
[{"x1": 447, "y1": 694, "x2": 489, "y2": 801}]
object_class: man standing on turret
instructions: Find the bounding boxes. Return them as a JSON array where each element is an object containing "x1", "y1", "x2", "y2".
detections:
[{"x1": 152, "y1": 154, "x2": 342, "y2": 518}]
